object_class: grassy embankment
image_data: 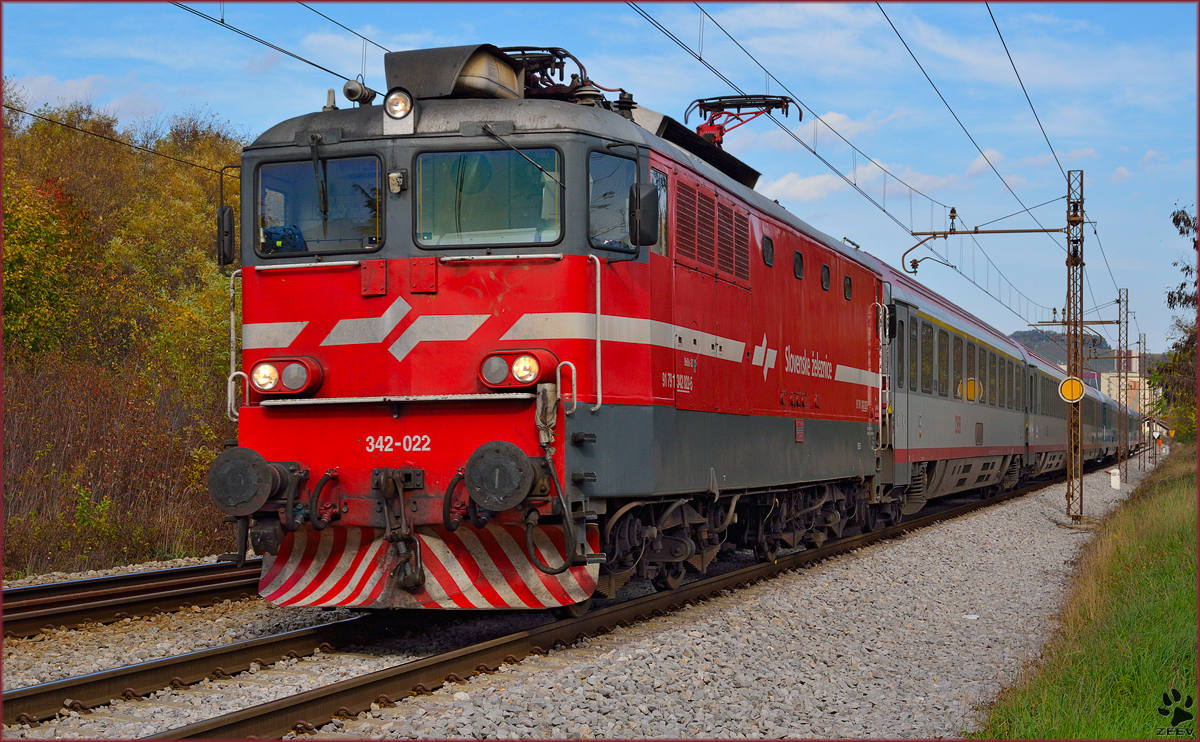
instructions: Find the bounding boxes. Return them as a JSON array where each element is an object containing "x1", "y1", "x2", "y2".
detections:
[{"x1": 975, "y1": 443, "x2": 1198, "y2": 738}]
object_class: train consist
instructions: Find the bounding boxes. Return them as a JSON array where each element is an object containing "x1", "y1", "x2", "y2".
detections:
[{"x1": 206, "y1": 44, "x2": 1139, "y2": 613}]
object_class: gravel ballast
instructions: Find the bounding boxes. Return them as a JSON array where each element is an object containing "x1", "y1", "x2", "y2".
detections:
[{"x1": 4, "y1": 465, "x2": 1150, "y2": 738}]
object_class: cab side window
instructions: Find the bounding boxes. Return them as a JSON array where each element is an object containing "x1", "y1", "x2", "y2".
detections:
[{"x1": 650, "y1": 167, "x2": 669, "y2": 257}]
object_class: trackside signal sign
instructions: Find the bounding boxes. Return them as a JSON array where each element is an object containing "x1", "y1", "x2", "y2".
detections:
[{"x1": 1058, "y1": 376, "x2": 1086, "y2": 404}]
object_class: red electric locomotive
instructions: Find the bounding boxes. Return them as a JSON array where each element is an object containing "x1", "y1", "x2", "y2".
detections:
[{"x1": 207, "y1": 44, "x2": 1135, "y2": 614}]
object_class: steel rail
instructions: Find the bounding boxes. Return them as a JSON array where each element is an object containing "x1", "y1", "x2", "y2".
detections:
[
  {"x1": 3, "y1": 560, "x2": 263, "y2": 638},
  {"x1": 149, "y1": 474, "x2": 1071, "y2": 740},
  {"x1": 3, "y1": 615, "x2": 389, "y2": 725}
]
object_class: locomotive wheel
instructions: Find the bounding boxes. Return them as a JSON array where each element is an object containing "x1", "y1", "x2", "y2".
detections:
[
  {"x1": 554, "y1": 597, "x2": 593, "y2": 619},
  {"x1": 754, "y1": 539, "x2": 779, "y2": 564},
  {"x1": 653, "y1": 562, "x2": 685, "y2": 591}
]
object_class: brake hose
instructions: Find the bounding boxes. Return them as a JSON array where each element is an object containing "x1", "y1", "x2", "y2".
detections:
[
  {"x1": 442, "y1": 471, "x2": 464, "y2": 532},
  {"x1": 309, "y1": 469, "x2": 337, "y2": 531},
  {"x1": 527, "y1": 452, "x2": 580, "y2": 576}
]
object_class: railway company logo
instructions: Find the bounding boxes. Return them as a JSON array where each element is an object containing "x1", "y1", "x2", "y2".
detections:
[
  {"x1": 1156, "y1": 687, "x2": 1195, "y2": 737},
  {"x1": 751, "y1": 334, "x2": 778, "y2": 380}
]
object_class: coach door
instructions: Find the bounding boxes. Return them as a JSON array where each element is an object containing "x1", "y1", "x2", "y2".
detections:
[{"x1": 889, "y1": 302, "x2": 913, "y2": 486}]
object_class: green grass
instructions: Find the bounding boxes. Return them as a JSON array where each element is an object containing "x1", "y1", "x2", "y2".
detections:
[{"x1": 975, "y1": 445, "x2": 1198, "y2": 739}]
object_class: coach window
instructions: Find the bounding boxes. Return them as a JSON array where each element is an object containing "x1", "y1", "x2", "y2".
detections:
[
  {"x1": 793, "y1": 250, "x2": 804, "y2": 278},
  {"x1": 762, "y1": 235, "x2": 775, "y2": 266},
  {"x1": 966, "y1": 342, "x2": 977, "y2": 402},
  {"x1": 1006, "y1": 361, "x2": 1014, "y2": 409},
  {"x1": 650, "y1": 168, "x2": 669, "y2": 257},
  {"x1": 998, "y1": 358, "x2": 1007, "y2": 408},
  {"x1": 896, "y1": 321, "x2": 905, "y2": 389},
  {"x1": 988, "y1": 353, "x2": 998, "y2": 406},
  {"x1": 920, "y1": 322, "x2": 934, "y2": 394},
  {"x1": 952, "y1": 336, "x2": 964, "y2": 399},
  {"x1": 259, "y1": 156, "x2": 383, "y2": 256},
  {"x1": 937, "y1": 329, "x2": 949, "y2": 397},
  {"x1": 821, "y1": 264, "x2": 831, "y2": 290},
  {"x1": 908, "y1": 322, "x2": 918, "y2": 391},
  {"x1": 843, "y1": 275, "x2": 852, "y2": 300}
]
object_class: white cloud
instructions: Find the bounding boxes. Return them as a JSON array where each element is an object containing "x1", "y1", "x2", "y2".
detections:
[
  {"x1": 14, "y1": 73, "x2": 108, "y2": 106},
  {"x1": 1110, "y1": 166, "x2": 1133, "y2": 183},
  {"x1": 1139, "y1": 149, "x2": 1167, "y2": 166},
  {"x1": 1063, "y1": 148, "x2": 1097, "y2": 161},
  {"x1": 1014, "y1": 153, "x2": 1055, "y2": 169},
  {"x1": 966, "y1": 149, "x2": 1004, "y2": 178},
  {"x1": 758, "y1": 171, "x2": 851, "y2": 202}
]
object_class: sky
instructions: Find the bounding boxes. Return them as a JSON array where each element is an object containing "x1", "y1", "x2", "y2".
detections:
[{"x1": 3, "y1": 2, "x2": 1196, "y2": 354}]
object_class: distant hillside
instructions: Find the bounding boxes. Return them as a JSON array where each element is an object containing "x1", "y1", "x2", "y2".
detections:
[{"x1": 1009, "y1": 330, "x2": 1117, "y2": 372}]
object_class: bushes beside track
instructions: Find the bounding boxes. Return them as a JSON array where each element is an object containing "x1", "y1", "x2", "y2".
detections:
[
  {"x1": 975, "y1": 445, "x2": 1198, "y2": 738},
  {"x1": 2, "y1": 80, "x2": 245, "y2": 577}
]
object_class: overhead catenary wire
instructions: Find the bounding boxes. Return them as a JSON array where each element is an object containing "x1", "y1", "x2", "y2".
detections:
[
  {"x1": 877, "y1": 3, "x2": 1066, "y2": 256},
  {"x1": 2, "y1": 103, "x2": 236, "y2": 179},
  {"x1": 985, "y1": 3, "x2": 1066, "y2": 182},
  {"x1": 693, "y1": 2, "x2": 951, "y2": 211},
  {"x1": 297, "y1": 2, "x2": 392, "y2": 53},
  {"x1": 171, "y1": 2, "x2": 371, "y2": 90},
  {"x1": 626, "y1": 2, "x2": 913, "y2": 235}
]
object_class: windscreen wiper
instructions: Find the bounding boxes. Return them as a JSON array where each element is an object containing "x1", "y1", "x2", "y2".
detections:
[
  {"x1": 482, "y1": 124, "x2": 564, "y2": 189},
  {"x1": 309, "y1": 134, "x2": 329, "y2": 237}
]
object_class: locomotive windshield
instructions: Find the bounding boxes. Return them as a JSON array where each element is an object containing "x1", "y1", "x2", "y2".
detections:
[
  {"x1": 257, "y1": 156, "x2": 382, "y2": 255},
  {"x1": 415, "y1": 149, "x2": 561, "y2": 247}
]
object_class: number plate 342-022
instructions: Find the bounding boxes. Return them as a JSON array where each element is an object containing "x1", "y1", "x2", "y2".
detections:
[{"x1": 365, "y1": 434, "x2": 431, "y2": 453}]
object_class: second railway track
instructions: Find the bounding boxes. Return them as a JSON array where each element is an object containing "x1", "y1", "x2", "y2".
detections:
[{"x1": 2, "y1": 559, "x2": 263, "y2": 639}]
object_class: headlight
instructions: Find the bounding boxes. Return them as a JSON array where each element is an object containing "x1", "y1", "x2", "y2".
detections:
[
  {"x1": 511, "y1": 354, "x2": 540, "y2": 383},
  {"x1": 384, "y1": 89, "x2": 413, "y2": 119},
  {"x1": 251, "y1": 363, "x2": 279, "y2": 391},
  {"x1": 281, "y1": 362, "x2": 308, "y2": 390},
  {"x1": 481, "y1": 356, "x2": 509, "y2": 385}
]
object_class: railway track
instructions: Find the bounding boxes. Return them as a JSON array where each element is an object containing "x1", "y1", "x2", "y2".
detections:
[
  {"x1": 131, "y1": 477, "x2": 1052, "y2": 739},
  {"x1": 6, "y1": 465, "x2": 1108, "y2": 736},
  {"x1": 2, "y1": 559, "x2": 263, "y2": 639}
]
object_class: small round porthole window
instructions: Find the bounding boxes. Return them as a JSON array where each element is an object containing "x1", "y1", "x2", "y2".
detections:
[
  {"x1": 762, "y1": 236, "x2": 774, "y2": 266},
  {"x1": 821, "y1": 264, "x2": 830, "y2": 291},
  {"x1": 793, "y1": 250, "x2": 804, "y2": 279},
  {"x1": 844, "y1": 275, "x2": 852, "y2": 300}
]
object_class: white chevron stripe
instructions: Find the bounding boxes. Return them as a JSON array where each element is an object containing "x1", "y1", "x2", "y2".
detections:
[
  {"x1": 243, "y1": 321, "x2": 308, "y2": 349},
  {"x1": 389, "y1": 314, "x2": 491, "y2": 363},
  {"x1": 322, "y1": 295, "x2": 411, "y2": 346},
  {"x1": 260, "y1": 528, "x2": 307, "y2": 596}
]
